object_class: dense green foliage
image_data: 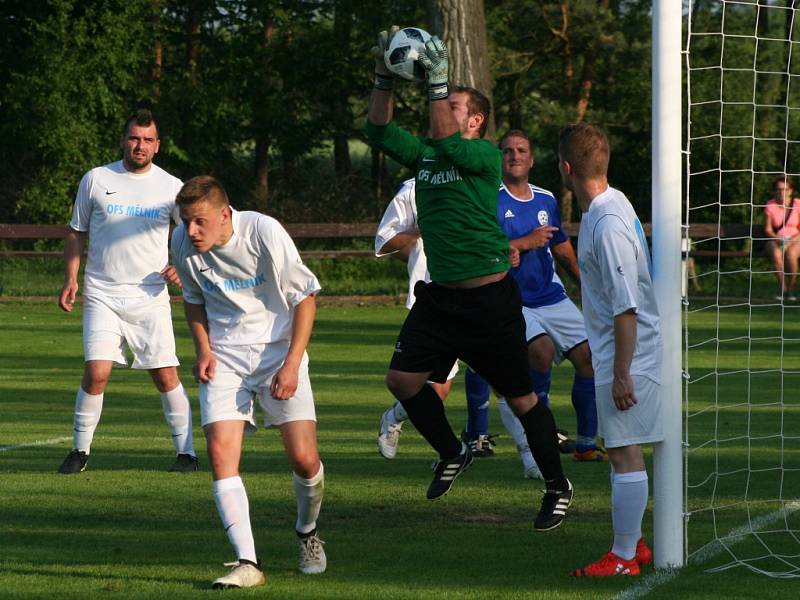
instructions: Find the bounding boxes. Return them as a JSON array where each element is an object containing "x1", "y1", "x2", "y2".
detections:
[
  {"x1": 688, "y1": 2, "x2": 800, "y2": 225},
  {"x1": 1, "y1": 0, "x2": 659, "y2": 228}
]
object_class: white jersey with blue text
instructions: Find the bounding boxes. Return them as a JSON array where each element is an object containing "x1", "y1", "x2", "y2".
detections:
[
  {"x1": 374, "y1": 179, "x2": 428, "y2": 309},
  {"x1": 171, "y1": 209, "x2": 321, "y2": 347},
  {"x1": 577, "y1": 186, "x2": 662, "y2": 386},
  {"x1": 69, "y1": 160, "x2": 182, "y2": 297}
]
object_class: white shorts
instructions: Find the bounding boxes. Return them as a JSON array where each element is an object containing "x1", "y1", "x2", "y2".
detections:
[
  {"x1": 200, "y1": 341, "x2": 316, "y2": 431},
  {"x1": 442, "y1": 361, "x2": 459, "y2": 382},
  {"x1": 522, "y1": 298, "x2": 588, "y2": 365},
  {"x1": 596, "y1": 375, "x2": 663, "y2": 448},
  {"x1": 82, "y1": 291, "x2": 179, "y2": 369}
]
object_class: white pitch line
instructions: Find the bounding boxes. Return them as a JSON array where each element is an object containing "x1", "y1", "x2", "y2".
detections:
[
  {"x1": 614, "y1": 500, "x2": 800, "y2": 600},
  {"x1": 0, "y1": 436, "x2": 72, "y2": 452},
  {"x1": 0, "y1": 434, "x2": 164, "y2": 453}
]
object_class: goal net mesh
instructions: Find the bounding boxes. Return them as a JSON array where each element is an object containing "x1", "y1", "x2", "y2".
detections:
[{"x1": 684, "y1": 0, "x2": 800, "y2": 576}]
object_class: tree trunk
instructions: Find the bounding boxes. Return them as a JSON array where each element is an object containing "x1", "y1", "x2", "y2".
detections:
[
  {"x1": 252, "y1": 17, "x2": 275, "y2": 213},
  {"x1": 254, "y1": 138, "x2": 269, "y2": 213},
  {"x1": 152, "y1": 0, "x2": 161, "y2": 100},
  {"x1": 429, "y1": 0, "x2": 496, "y2": 140},
  {"x1": 560, "y1": 0, "x2": 608, "y2": 223},
  {"x1": 333, "y1": 1, "x2": 352, "y2": 180},
  {"x1": 186, "y1": 2, "x2": 201, "y2": 84},
  {"x1": 575, "y1": 55, "x2": 595, "y2": 122},
  {"x1": 371, "y1": 148, "x2": 388, "y2": 205}
]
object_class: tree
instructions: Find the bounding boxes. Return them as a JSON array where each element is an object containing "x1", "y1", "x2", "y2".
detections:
[
  {"x1": 1, "y1": 0, "x2": 154, "y2": 225},
  {"x1": 429, "y1": 0, "x2": 496, "y2": 139}
]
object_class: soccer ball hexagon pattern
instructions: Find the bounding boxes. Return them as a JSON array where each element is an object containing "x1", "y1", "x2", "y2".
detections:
[{"x1": 384, "y1": 27, "x2": 432, "y2": 82}]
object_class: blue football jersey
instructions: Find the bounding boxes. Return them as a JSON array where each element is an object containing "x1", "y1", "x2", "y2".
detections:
[{"x1": 497, "y1": 183, "x2": 568, "y2": 308}]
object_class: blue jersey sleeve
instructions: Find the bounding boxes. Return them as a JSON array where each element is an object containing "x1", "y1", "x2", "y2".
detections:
[{"x1": 547, "y1": 196, "x2": 568, "y2": 246}]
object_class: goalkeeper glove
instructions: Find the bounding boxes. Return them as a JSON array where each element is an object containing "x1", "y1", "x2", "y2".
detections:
[
  {"x1": 418, "y1": 36, "x2": 449, "y2": 101},
  {"x1": 371, "y1": 26, "x2": 399, "y2": 91}
]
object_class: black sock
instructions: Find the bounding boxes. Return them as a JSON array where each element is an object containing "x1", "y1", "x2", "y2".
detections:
[
  {"x1": 297, "y1": 528, "x2": 316, "y2": 539},
  {"x1": 398, "y1": 384, "x2": 461, "y2": 459},
  {"x1": 518, "y1": 401, "x2": 568, "y2": 491},
  {"x1": 238, "y1": 558, "x2": 261, "y2": 568}
]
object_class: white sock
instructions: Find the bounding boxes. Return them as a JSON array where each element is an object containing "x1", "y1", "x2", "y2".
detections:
[
  {"x1": 160, "y1": 383, "x2": 195, "y2": 456},
  {"x1": 498, "y1": 398, "x2": 538, "y2": 470},
  {"x1": 294, "y1": 463, "x2": 325, "y2": 534},
  {"x1": 498, "y1": 397, "x2": 528, "y2": 448},
  {"x1": 73, "y1": 388, "x2": 104, "y2": 453},
  {"x1": 214, "y1": 476, "x2": 257, "y2": 563},
  {"x1": 391, "y1": 401, "x2": 408, "y2": 423},
  {"x1": 610, "y1": 470, "x2": 648, "y2": 560}
]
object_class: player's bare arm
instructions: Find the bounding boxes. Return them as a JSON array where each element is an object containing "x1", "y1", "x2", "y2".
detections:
[
  {"x1": 763, "y1": 212, "x2": 779, "y2": 238},
  {"x1": 509, "y1": 244, "x2": 521, "y2": 268},
  {"x1": 612, "y1": 310, "x2": 638, "y2": 411},
  {"x1": 59, "y1": 229, "x2": 87, "y2": 312},
  {"x1": 160, "y1": 264, "x2": 182, "y2": 287},
  {"x1": 379, "y1": 230, "x2": 420, "y2": 255},
  {"x1": 510, "y1": 225, "x2": 558, "y2": 253},
  {"x1": 552, "y1": 239, "x2": 581, "y2": 284},
  {"x1": 271, "y1": 294, "x2": 317, "y2": 400},
  {"x1": 184, "y1": 300, "x2": 216, "y2": 383},
  {"x1": 367, "y1": 27, "x2": 397, "y2": 126}
]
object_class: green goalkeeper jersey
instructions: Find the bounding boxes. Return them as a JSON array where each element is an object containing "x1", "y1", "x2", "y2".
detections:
[{"x1": 367, "y1": 121, "x2": 509, "y2": 283}]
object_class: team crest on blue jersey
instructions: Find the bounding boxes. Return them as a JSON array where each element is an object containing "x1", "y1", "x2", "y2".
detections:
[{"x1": 538, "y1": 210, "x2": 549, "y2": 225}]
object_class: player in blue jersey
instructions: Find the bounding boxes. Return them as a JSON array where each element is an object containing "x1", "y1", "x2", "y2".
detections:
[{"x1": 464, "y1": 130, "x2": 605, "y2": 479}]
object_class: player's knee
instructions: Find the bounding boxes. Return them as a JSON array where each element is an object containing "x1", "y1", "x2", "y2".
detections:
[
  {"x1": 290, "y1": 453, "x2": 320, "y2": 479},
  {"x1": 569, "y1": 343, "x2": 594, "y2": 377},
  {"x1": 506, "y1": 393, "x2": 536, "y2": 416},
  {"x1": 205, "y1": 434, "x2": 233, "y2": 463},
  {"x1": 151, "y1": 367, "x2": 180, "y2": 393},
  {"x1": 81, "y1": 375, "x2": 109, "y2": 395},
  {"x1": 528, "y1": 347, "x2": 554, "y2": 372},
  {"x1": 385, "y1": 371, "x2": 415, "y2": 400},
  {"x1": 607, "y1": 445, "x2": 644, "y2": 472}
]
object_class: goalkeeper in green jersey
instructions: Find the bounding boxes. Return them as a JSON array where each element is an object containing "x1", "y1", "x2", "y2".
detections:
[{"x1": 366, "y1": 28, "x2": 574, "y2": 531}]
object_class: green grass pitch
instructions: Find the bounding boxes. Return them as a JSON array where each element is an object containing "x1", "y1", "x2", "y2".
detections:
[{"x1": 1, "y1": 300, "x2": 799, "y2": 599}]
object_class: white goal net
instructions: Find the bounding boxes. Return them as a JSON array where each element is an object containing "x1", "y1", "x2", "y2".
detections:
[{"x1": 684, "y1": 0, "x2": 800, "y2": 576}]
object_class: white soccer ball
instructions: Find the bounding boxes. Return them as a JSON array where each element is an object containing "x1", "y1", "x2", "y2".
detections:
[{"x1": 384, "y1": 27, "x2": 432, "y2": 82}]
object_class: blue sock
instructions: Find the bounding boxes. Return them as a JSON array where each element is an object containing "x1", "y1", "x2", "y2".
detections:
[
  {"x1": 464, "y1": 367, "x2": 490, "y2": 435},
  {"x1": 572, "y1": 374, "x2": 598, "y2": 452},
  {"x1": 529, "y1": 368, "x2": 551, "y2": 408}
]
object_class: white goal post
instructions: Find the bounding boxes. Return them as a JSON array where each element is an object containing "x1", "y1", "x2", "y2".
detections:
[
  {"x1": 559, "y1": 0, "x2": 686, "y2": 571},
  {"x1": 652, "y1": 0, "x2": 685, "y2": 569}
]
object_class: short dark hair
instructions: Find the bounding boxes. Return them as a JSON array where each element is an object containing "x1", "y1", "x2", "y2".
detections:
[
  {"x1": 499, "y1": 129, "x2": 531, "y2": 148},
  {"x1": 774, "y1": 175, "x2": 795, "y2": 191},
  {"x1": 123, "y1": 108, "x2": 159, "y2": 138},
  {"x1": 176, "y1": 176, "x2": 230, "y2": 209},
  {"x1": 558, "y1": 122, "x2": 610, "y2": 179},
  {"x1": 452, "y1": 85, "x2": 491, "y2": 138}
]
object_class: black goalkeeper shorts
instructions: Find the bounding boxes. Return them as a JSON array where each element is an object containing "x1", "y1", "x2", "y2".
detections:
[{"x1": 389, "y1": 273, "x2": 533, "y2": 399}]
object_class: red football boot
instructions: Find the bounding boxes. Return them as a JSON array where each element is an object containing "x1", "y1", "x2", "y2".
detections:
[{"x1": 572, "y1": 551, "x2": 641, "y2": 577}]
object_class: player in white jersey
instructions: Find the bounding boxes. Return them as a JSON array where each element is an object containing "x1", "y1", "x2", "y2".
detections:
[
  {"x1": 57, "y1": 109, "x2": 197, "y2": 475},
  {"x1": 559, "y1": 123, "x2": 662, "y2": 577},
  {"x1": 171, "y1": 176, "x2": 326, "y2": 588},
  {"x1": 374, "y1": 178, "x2": 459, "y2": 459}
]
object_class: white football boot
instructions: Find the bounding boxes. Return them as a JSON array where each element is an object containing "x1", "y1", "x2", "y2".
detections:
[
  {"x1": 298, "y1": 534, "x2": 327, "y2": 575},
  {"x1": 377, "y1": 405, "x2": 403, "y2": 459},
  {"x1": 211, "y1": 560, "x2": 266, "y2": 589}
]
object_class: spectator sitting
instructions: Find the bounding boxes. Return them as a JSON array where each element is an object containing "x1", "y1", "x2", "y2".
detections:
[{"x1": 764, "y1": 175, "x2": 800, "y2": 301}]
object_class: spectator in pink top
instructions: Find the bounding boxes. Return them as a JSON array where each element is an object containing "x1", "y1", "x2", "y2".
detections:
[{"x1": 764, "y1": 175, "x2": 800, "y2": 301}]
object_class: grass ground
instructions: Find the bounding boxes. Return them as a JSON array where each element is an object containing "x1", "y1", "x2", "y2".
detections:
[{"x1": 1, "y1": 301, "x2": 799, "y2": 599}]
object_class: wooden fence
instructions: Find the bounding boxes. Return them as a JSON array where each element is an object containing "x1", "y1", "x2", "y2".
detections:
[{"x1": 0, "y1": 222, "x2": 767, "y2": 260}]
